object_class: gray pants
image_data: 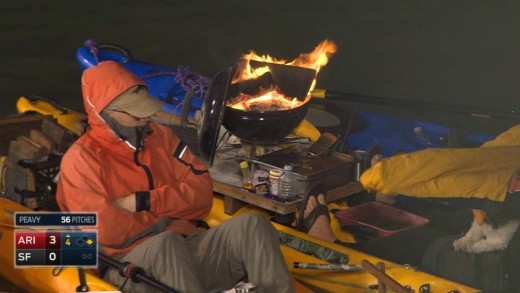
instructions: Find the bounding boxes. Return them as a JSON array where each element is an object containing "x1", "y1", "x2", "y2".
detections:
[{"x1": 104, "y1": 213, "x2": 295, "y2": 293}]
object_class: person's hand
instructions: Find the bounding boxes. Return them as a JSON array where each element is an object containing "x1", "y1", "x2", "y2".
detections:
[{"x1": 113, "y1": 193, "x2": 136, "y2": 212}]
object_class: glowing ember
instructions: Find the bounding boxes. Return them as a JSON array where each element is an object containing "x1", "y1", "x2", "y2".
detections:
[
  {"x1": 228, "y1": 39, "x2": 337, "y2": 111},
  {"x1": 231, "y1": 88, "x2": 303, "y2": 111}
]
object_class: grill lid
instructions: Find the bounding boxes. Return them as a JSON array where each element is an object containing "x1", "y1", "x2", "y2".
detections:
[{"x1": 196, "y1": 67, "x2": 232, "y2": 167}]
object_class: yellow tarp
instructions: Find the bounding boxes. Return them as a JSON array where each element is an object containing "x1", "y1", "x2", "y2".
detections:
[{"x1": 360, "y1": 124, "x2": 520, "y2": 202}]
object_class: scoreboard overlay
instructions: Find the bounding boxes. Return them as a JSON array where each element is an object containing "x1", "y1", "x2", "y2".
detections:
[
  {"x1": 14, "y1": 212, "x2": 98, "y2": 268},
  {"x1": 14, "y1": 212, "x2": 97, "y2": 227},
  {"x1": 15, "y1": 230, "x2": 98, "y2": 267}
]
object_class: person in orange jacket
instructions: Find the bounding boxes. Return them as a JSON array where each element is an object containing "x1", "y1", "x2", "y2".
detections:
[{"x1": 56, "y1": 61, "x2": 295, "y2": 293}]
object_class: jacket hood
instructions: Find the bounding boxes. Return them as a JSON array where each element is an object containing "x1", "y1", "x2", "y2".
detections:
[{"x1": 81, "y1": 61, "x2": 146, "y2": 127}]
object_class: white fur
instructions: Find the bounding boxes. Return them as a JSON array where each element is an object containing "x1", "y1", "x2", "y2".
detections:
[{"x1": 453, "y1": 219, "x2": 519, "y2": 253}]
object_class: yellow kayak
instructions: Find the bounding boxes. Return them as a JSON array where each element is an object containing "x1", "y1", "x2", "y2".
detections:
[
  {"x1": 0, "y1": 196, "x2": 477, "y2": 293},
  {"x1": 0, "y1": 197, "x2": 118, "y2": 292},
  {"x1": 7, "y1": 96, "x2": 478, "y2": 292},
  {"x1": 209, "y1": 195, "x2": 478, "y2": 293},
  {"x1": 1, "y1": 196, "x2": 318, "y2": 293},
  {"x1": 16, "y1": 96, "x2": 88, "y2": 137}
]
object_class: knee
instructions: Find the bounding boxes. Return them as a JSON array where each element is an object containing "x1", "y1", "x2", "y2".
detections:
[
  {"x1": 143, "y1": 231, "x2": 186, "y2": 255},
  {"x1": 147, "y1": 231, "x2": 193, "y2": 263},
  {"x1": 158, "y1": 231, "x2": 186, "y2": 245}
]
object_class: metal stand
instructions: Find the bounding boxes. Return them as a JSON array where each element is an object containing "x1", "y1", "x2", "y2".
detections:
[{"x1": 75, "y1": 268, "x2": 89, "y2": 292}]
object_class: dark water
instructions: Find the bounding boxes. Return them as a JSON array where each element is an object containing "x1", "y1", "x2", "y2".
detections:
[{"x1": 2, "y1": 1, "x2": 519, "y2": 135}]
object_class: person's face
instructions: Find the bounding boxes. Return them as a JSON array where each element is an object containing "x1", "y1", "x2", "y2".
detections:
[{"x1": 104, "y1": 109, "x2": 151, "y2": 127}]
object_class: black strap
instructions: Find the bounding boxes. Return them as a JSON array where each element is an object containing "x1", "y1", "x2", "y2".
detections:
[
  {"x1": 134, "y1": 128, "x2": 155, "y2": 190},
  {"x1": 172, "y1": 141, "x2": 188, "y2": 159},
  {"x1": 135, "y1": 191, "x2": 151, "y2": 212},
  {"x1": 180, "y1": 90, "x2": 194, "y2": 127}
]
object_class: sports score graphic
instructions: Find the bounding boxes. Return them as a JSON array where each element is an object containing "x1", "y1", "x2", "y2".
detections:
[{"x1": 13, "y1": 212, "x2": 98, "y2": 268}]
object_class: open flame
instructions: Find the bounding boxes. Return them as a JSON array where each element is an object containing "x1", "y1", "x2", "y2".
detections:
[
  {"x1": 227, "y1": 89, "x2": 301, "y2": 111},
  {"x1": 229, "y1": 39, "x2": 337, "y2": 111}
]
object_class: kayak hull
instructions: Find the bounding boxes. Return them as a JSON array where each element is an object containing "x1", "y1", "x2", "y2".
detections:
[{"x1": 0, "y1": 196, "x2": 478, "y2": 293}]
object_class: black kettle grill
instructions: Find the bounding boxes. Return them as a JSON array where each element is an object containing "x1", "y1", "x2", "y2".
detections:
[{"x1": 197, "y1": 62, "x2": 317, "y2": 166}]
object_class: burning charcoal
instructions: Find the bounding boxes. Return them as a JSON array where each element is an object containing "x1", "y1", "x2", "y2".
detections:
[{"x1": 228, "y1": 87, "x2": 303, "y2": 112}]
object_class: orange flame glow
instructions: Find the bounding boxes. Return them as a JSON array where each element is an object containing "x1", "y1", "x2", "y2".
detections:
[
  {"x1": 234, "y1": 39, "x2": 337, "y2": 83},
  {"x1": 229, "y1": 39, "x2": 337, "y2": 111},
  {"x1": 229, "y1": 89, "x2": 301, "y2": 111}
]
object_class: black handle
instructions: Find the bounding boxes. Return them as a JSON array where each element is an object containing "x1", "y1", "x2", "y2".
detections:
[{"x1": 97, "y1": 43, "x2": 133, "y2": 63}]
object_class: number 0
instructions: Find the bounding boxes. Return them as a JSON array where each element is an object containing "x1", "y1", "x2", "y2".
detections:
[{"x1": 49, "y1": 252, "x2": 56, "y2": 261}]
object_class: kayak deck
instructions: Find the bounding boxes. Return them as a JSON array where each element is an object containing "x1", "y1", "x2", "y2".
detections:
[
  {"x1": 207, "y1": 194, "x2": 478, "y2": 292},
  {"x1": 0, "y1": 195, "x2": 478, "y2": 293}
]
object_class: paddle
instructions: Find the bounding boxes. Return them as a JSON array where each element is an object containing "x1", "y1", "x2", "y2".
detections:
[
  {"x1": 98, "y1": 252, "x2": 180, "y2": 293},
  {"x1": 312, "y1": 89, "x2": 520, "y2": 121}
]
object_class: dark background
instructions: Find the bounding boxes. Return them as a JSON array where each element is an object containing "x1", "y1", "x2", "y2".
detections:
[
  {"x1": 0, "y1": 2, "x2": 519, "y2": 290},
  {"x1": 2, "y1": 0, "x2": 519, "y2": 134}
]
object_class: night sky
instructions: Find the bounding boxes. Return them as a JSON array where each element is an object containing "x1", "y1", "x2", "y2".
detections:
[{"x1": 2, "y1": 1, "x2": 519, "y2": 134}]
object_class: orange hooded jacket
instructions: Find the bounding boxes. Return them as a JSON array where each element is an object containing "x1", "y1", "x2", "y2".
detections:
[{"x1": 56, "y1": 61, "x2": 213, "y2": 256}]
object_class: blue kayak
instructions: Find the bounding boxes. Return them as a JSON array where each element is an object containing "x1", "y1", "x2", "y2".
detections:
[
  {"x1": 348, "y1": 110, "x2": 493, "y2": 157},
  {"x1": 76, "y1": 40, "x2": 209, "y2": 119},
  {"x1": 76, "y1": 40, "x2": 494, "y2": 156}
]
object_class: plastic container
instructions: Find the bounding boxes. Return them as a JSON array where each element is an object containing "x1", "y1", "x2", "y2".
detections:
[
  {"x1": 268, "y1": 169, "x2": 283, "y2": 195},
  {"x1": 334, "y1": 202, "x2": 430, "y2": 238},
  {"x1": 240, "y1": 161, "x2": 253, "y2": 190},
  {"x1": 279, "y1": 165, "x2": 294, "y2": 199}
]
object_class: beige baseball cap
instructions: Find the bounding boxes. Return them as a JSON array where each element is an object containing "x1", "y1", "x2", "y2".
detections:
[{"x1": 108, "y1": 85, "x2": 163, "y2": 118}]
